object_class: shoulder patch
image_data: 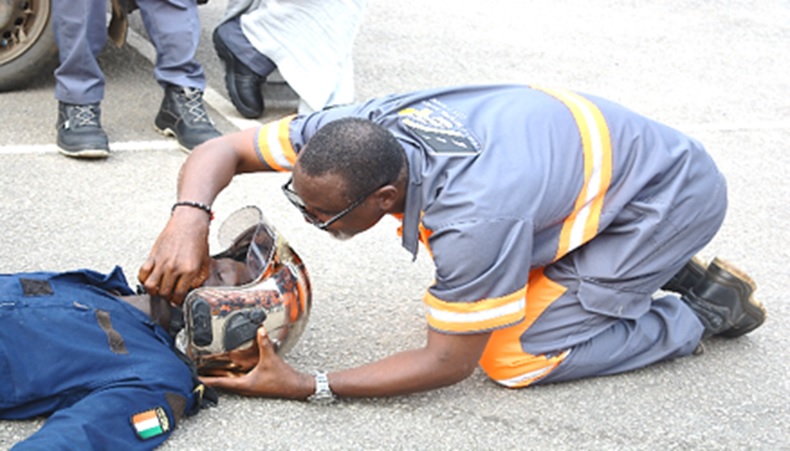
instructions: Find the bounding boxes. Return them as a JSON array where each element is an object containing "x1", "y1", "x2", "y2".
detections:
[
  {"x1": 20, "y1": 278, "x2": 53, "y2": 296},
  {"x1": 131, "y1": 407, "x2": 171, "y2": 440},
  {"x1": 398, "y1": 99, "x2": 481, "y2": 156}
]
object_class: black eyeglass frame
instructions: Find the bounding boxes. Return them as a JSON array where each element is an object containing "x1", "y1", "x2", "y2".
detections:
[{"x1": 281, "y1": 176, "x2": 388, "y2": 230}]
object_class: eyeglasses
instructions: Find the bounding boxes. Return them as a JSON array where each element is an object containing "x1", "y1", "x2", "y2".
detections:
[{"x1": 281, "y1": 176, "x2": 387, "y2": 230}]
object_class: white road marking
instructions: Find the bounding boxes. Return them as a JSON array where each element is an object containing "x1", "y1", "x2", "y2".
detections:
[
  {"x1": 1, "y1": 27, "x2": 788, "y2": 156},
  {"x1": 0, "y1": 140, "x2": 183, "y2": 155}
]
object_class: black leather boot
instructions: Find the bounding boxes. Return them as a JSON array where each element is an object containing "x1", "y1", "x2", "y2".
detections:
[
  {"x1": 681, "y1": 258, "x2": 766, "y2": 338},
  {"x1": 56, "y1": 102, "x2": 110, "y2": 159},
  {"x1": 155, "y1": 85, "x2": 222, "y2": 153},
  {"x1": 662, "y1": 256, "x2": 707, "y2": 296}
]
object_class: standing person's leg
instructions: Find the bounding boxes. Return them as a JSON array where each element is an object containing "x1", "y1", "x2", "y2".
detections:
[
  {"x1": 136, "y1": 0, "x2": 204, "y2": 90},
  {"x1": 213, "y1": 16, "x2": 277, "y2": 119},
  {"x1": 136, "y1": 0, "x2": 221, "y2": 153},
  {"x1": 52, "y1": 0, "x2": 106, "y2": 104},
  {"x1": 51, "y1": 0, "x2": 110, "y2": 158}
]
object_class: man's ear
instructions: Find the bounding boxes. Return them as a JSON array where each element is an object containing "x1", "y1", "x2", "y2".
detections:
[{"x1": 374, "y1": 185, "x2": 400, "y2": 212}]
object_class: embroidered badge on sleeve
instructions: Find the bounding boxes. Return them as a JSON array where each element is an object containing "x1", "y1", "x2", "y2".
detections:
[
  {"x1": 398, "y1": 99, "x2": 481, "y2": 156},
  {"x1": 131, "y1": 407, "x2": 170, "y2": 440}
]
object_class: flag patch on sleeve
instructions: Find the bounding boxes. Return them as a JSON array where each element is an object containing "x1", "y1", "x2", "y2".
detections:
[{"x1": 131, "y1": 407, "x2": 170, "y2": 440}]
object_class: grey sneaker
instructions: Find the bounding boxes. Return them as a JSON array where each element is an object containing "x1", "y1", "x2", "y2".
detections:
[
  {"x1": 154, "y1": 85, "x2": 222, "y2": 153},
  {"x1": 681, "y1": 258, "x2": 767, "y2": 338},
  {"x1": 56, "y1": 102, "x2": 110, "y2": 159}
]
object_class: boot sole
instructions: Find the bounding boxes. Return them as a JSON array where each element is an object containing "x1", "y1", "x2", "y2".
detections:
[
  {"x1": 709, "y1": 257, "x2": 767, "y2": 337},
  {"x1": 154, "y1": 124, "x2": 192, "y2": 155},
  {"x1": 689, "y1": 255, "x2": 707, "y2": 273},
  {"x1": 56, "y1": 146, "x2": 110, "y2": 159}
]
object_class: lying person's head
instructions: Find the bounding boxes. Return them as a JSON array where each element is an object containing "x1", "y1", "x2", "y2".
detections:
[
  {"x1": 180, "y1": 206, "x2": 312, "y2": 377},
  {"x1": 203, "y1": 257, "x2": 255, "y2": 288}
]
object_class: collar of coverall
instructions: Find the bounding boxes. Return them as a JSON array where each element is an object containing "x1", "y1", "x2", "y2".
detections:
[
  {"x1": 399, "y1": 144, "x2": 424, "y2": 261},
  {"x1": 121, "y1": 294, "x2": 173, "y2": 329}
]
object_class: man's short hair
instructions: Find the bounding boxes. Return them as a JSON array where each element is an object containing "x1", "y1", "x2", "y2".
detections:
[{"x1": 298, "y1": 118, "x2": 406, "y2": 200}]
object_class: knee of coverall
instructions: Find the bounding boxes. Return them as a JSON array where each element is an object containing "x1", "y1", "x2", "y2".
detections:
[
  {"x1": 532, "y1": 293, "x2": 704, "y2": 386},
  {"x1": 551, "y1": 173, "x2": 727, "y2": 323},
  {"x1": 479, "y1": 268, "x2": 572, "y2": 388}
]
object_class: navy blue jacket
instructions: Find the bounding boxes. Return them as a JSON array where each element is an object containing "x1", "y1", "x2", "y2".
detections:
[{"x1": 1, "y1": 267, "x2": 199, "y2": 450}]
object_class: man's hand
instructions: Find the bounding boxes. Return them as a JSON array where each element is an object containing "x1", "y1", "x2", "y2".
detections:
[
  {"x1": 138, "y1": 127, "x2": 269, "y2": 303},
  {"x1": 138, "y1": 207, "x2": 212, "y2": 305},
  {"x1": 201, "y1": 327, "x2": 314, "y2": 399},
  {"x1": 201, "y1": 327, "x2": 491, "y2": 401}
]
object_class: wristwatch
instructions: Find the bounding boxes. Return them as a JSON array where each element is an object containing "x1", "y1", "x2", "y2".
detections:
[{"x1": 307, "y1": 371, "x2": 336, "y2": 404}]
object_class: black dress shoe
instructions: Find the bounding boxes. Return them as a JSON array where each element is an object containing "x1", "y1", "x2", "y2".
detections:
[{"x1": 212, "y1": 28, "x2": 264, "y2": 118}]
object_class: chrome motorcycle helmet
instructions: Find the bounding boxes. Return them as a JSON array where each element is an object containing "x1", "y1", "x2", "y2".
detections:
[{"x1": 178, "y1": 206, "x2": 312, "y2": 376}]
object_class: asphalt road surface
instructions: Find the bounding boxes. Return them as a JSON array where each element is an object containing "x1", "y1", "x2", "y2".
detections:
[{"x1": 1, "y1": 1, "x2": 788, "y2": 449}]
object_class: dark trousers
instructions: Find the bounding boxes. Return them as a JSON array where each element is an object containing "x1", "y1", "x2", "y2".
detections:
[{"x1": 52, "y1": 0, "x2": 205, "y2": 104}]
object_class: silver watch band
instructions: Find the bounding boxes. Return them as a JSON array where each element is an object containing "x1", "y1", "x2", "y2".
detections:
[{"x1": 307, "y1": 371, "x2": 336, "y2": 404}]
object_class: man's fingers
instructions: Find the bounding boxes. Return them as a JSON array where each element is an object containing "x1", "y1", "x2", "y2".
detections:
[
  {"x1": 139, "y1": 256, "x2": 209, "y2": 303},
  {"x1": 171, "y1": 275, "x2": 195, "y2": 306},
  {"x1": 171, "y1": 259, "x2": 209, "y2": 304},
  {"x1": 139, "y1": 259, "x2": 161, "y2": 297},
  {"x1": 255, "y1": 327, "x2": 274, "y2": 362},
  {"x1": 201, "y1": 375, "x2": 243, "y2": 390},
  {"x1": 155, "y1": 271, "x2": 177, "y2": 300},
  {"x1": 201, "y1": 374, "x2": 262, "y2": 397},
  {"x1": 137, "y1": 258, "x2": 154, "y2": 285}
]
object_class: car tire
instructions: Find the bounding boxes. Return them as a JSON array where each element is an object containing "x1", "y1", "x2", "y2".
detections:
[{"x1": 0, "y1": 0, "x2": 59, "y2": 92}]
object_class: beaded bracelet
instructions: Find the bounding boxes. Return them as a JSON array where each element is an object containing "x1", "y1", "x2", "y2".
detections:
[{"x1": 172, "y1": 201, "x2": 214, "y2": 220}]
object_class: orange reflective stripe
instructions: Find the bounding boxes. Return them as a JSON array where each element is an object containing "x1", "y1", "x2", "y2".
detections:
[
  {"x1": 532, "y1": 86, "x2": 613, "y2": 261},
  {"x1": 479, "y1": 268, "x2": 570, "y2": 387},
  {"x1": 255, "y1": 115, "x2": 297, "y2": 172},
  {"x1": 424, "y1": 287, "x2": 526, "y2": 333},
  {"x1": 522, "y1": 268, "x2": 567, "y2": 326},
  {"x1": 391, "y1": 212, "x2": 404, "y2": 227},
  {"x1": 392, "y1": 212, "x2": 434, "y2": 257},
  {"x1": 416, "y1": 221, "x2": 434, "y2": 258},
  {"x1": 492, "y1": 350, "x2": 570, "y2": 388}
]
